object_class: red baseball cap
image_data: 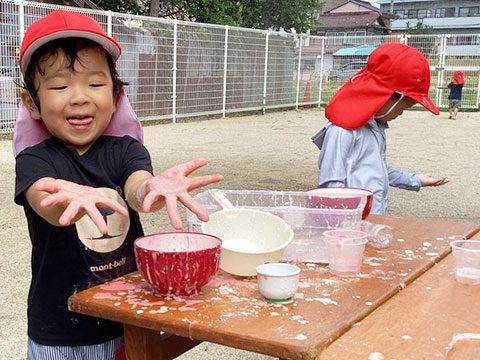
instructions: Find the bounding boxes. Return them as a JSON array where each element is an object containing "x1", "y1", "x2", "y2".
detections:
[
  {"x1": 453, "y1": 70, "x2": 464, "y2": 85},
  {"x1": 325, "y1": 43, "x2": 439, "y2": 130},
  {"x1": 19, "y1": 9, "x2": 121, "y2": 74}
]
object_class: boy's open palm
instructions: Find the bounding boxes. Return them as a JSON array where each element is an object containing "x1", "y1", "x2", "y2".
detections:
[
  {"x1": 419, "y1": 174, "x2": 450, "y2": 187},
  {"x1": 33, "y1": 179, "x2": 129, "y2": 234},
  {"x1": 141, "y1": 158, "x2": 224, "y2": 229}
]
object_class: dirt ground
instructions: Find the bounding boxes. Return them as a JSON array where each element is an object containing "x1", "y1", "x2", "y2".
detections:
[{"x1": 1, "y1": 108, "x2": 479, "y2": 359}]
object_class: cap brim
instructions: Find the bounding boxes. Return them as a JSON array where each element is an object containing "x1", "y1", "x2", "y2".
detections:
[
  {"x1": 325, "y1": 70, "x2": 394, "y2": 130},
  {"x1": 20, "y1": 30, "x2": 121, "y2": 74},
  {"x1": 406, "y1": 92, "x2": 440, "y2": 115}
]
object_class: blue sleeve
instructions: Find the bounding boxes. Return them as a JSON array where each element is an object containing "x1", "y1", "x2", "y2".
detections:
[
  {"x1": 387, "y1": 165, "x2": 421, "y2": 191},
  {"x1": 316, "y1": 125, "x2": 355, "y2": 187}
]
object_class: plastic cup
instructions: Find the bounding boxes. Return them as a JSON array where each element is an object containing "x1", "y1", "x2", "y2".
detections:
[
  {"x1": 450, "y1": 240, "x2": 480, "y2": 285},
  {"x1": 324, "y1": 229, "x2": 368, "y2": 277}
]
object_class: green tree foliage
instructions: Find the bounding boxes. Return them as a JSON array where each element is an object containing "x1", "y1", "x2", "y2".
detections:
[
  {"x1": 94, "y1": 0, "x2": 146, "y2": 14},
  {"x1": 97, "y1": 0, "x2": 320, "y2": 33},
  {"x1": 405, "y1": 21, "x2": 435, "y2": 56}
]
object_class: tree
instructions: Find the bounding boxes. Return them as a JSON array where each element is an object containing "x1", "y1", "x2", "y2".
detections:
[
  {"x1": 93, "y1": 0, "x2": 146, "y2": 14},
  {"x1": 96, "y1": 0, "x2": 320, "y2": 33},
  {"x1": 405, "y1": 21, "x2": 435, "y2": 56},
  {"x1": 149, "y1": 0, "x2": 319, "y2": 33}
]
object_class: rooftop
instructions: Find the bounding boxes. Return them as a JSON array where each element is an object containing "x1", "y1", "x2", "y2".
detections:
[{"x1": 316, "y1": 12, "x2": 386, "y2": 29}]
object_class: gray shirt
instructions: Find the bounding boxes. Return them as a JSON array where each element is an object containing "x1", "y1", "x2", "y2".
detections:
[{"x1": 312, "y1": 118, "x2": 420, "y2": 215}]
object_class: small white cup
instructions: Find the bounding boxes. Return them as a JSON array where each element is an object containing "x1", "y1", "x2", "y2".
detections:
[{"x1": 256, "y1": 263, "x2": 300, "y2": 303}]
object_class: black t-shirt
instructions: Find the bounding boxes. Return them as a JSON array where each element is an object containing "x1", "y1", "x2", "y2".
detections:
[
  {"x1": 15, "y1": 135, "x2": 153, "y2": 346},
  {"x1": 448, "y1": 82, "x2": 463, "y2": 100}
]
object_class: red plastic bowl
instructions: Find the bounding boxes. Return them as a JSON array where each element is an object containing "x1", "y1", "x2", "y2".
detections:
[
  {"x1": 307, "y1": 187, "x2": 373, "y2": 220},
  {"x1": 134, "y1": 232, "x2": 222, "y2": 296}
]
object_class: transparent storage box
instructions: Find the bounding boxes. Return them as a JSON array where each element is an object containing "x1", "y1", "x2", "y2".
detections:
[{"x1": 186, "y1": 189, "x2": 366, "y2": 263}]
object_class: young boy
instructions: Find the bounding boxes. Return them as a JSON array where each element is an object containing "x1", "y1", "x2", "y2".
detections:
[
  {"x1": 312, "y1": 43, "x2": 449, "y2": 215},
  {"x1": 14, "y1": 10, "x2": 223, "y2": 359},
  {"x1": 438, "y1": 70, "x2": 464, "y2": 120}
]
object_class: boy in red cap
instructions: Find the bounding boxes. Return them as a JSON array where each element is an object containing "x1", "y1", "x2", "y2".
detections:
[
  {"x1": 312, "y1": 43, "x2": 449, "y2": 215},
  {"x1": 14, "y1": 10, "x2": 223, "y2": 359},
  {"x1": 438, "y1": 70, "x2": 464, "y2": 120}
]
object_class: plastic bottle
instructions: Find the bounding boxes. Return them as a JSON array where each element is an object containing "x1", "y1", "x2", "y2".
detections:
[{"x1": 342, "y1": 220, "x2": 393, "y2": 249}]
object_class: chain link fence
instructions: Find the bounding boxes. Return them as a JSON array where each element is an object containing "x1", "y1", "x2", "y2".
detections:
[{"x1": 1, "y1": 0, "x2": 479, "y2": 134}]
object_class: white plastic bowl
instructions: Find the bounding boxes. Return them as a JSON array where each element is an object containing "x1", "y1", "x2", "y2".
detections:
[{"x1": 201, "y1": 208, "x2": 294, "y2": 276}]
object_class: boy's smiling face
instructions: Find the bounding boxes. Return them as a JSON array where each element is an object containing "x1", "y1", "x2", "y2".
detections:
[{"x1": 22, "y1": 46, "x2": 116, "y2": 154}]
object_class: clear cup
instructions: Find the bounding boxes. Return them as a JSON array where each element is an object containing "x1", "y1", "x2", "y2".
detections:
[
  {"x1": 324, "y1": 229, "x2": 368, "y2": 277},
  {"x1": 450, "y1": 240, "x2": 480, "y2": 285}
]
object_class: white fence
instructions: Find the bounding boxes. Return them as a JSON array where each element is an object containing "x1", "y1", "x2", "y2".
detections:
[{"x1": 1, "y1": 0, "x2": 479, "y2": 134}]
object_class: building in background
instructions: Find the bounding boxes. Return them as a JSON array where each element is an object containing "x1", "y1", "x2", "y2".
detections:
[
  {"x1": 314, "y1": 0, "x2": 395, "y2": 38},
  {"x1": 311, "y1": 0, "x2": 395, "y2": 81},
  {"x1": 377, "y1": 0, "x2": 480, "y2": 37}
]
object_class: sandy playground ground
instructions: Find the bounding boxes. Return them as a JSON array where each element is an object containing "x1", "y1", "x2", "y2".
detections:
[{"x1": 0, "y1": 107, "x2": 479, "y2": 359}]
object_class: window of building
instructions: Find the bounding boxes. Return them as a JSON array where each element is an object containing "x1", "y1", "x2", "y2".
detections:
[
  {"x1": 394, "y1": 10, "x2": 405, "y2": 18},
  {"x1": 326, "y1": 31, "x2": 366, "y2": 45},
  {"x1": 435, "y1": 7, "x2": 455, "y2": 17},
  {"x1": 459, "y1": 7, "x2": 479, "y2": 17},
  {"x1": 326, "y1": 31, "x2": 345, "y2": 45},
  {"x1": 417, "y1": 9, "x2": 428, "y2": 18},
  {"x1": 407, "y1": 9, "x2": 418, "y2": 18}
]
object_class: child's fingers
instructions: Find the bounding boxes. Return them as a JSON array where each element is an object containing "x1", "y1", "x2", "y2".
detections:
[
  {"x1": 164, "y1": 196, "x2": 182, "y2": 230},
  {"x1": 171, "y1": 158, "x2": 208, "y2": 177},
  {"x1": 35, "y1": 179, "x2": 61, "y2": 194},
  {"x1": 58, "y1": 202, "x2": 81, "y2": 226},
  {"x1": 83, "y1": 204, "x2": 109, "y2": 234},
  {"x1": 178, "y1": 193, "x2": 209, "y2": 222},
  {"x1": 188, "y1": 174, "x2": 224, "y2": 191},
  {"x1": 40, "y1": 193, "x2": 71, "y2": 207},
  {"x1": 97, "y1": 199, "x2": 129, "y2": 217}
]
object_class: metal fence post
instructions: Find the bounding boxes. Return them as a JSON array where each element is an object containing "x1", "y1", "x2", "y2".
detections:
[
  {"x1": 262, "y1": 30, "x2": 269, "y2": 114},
  {"x1": 18, "y1": 0, "x2": 25, "y2": 44},
  {"x1": 295, "y1": 35, "x2": 302, "y2": 110},
  {"x1": 436, "y1": 34, "x2": 447, "y2": 108},
  {"x1": 477, "y1": 35, "x2": 480, "y2": 109},
  {"x1": 317, "y1": 36, "x2": 325, "y2": 107},
  {"x1": 106, "y1": 11, "x2": 112, "y2": 37},
  {"x1": 222, "y1": 25, "x2": 228, "y2": 118},
  {"x1": 172, "y1": 19, "x2": 177, "y2": 124}
]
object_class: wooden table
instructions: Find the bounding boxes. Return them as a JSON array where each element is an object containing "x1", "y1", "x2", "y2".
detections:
[
  {"x1": 68, "y1": 216, "x2": 479, "y2": 360},
  {"x1": 319, "y1": 230, "x2": 480, "y2": 360}
]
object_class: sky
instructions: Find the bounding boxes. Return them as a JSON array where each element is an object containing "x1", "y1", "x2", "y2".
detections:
[{"x1": 368, "y1": 0, "x2": 380, "y2": 7}]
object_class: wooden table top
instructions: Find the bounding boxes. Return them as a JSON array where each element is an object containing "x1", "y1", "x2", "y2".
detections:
[
  {"x1": 319, "y1": 230, "x2": 480, "y2": 360},
  {"x1": 68, "y1": 216, "x2": 479, "y2": 360}
]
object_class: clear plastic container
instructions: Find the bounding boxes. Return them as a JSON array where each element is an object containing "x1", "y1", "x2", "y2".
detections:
[{"x1": 187, "y1": 189, "x2": 366, "y2": 263}]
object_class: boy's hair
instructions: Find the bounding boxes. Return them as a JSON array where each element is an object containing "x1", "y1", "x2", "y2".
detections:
[{"x1": 23, "y1": 37, "x2": 127, "y2": 110}]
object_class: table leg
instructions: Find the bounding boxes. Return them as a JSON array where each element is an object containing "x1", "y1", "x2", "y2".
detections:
[{"x1": 124, "y1": 324, "x2": 201, "y2": 360}]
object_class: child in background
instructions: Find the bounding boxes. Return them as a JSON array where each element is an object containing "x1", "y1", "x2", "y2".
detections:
[
  {"x1": 14, "y1": 10, "x2": 223, "y2": 359},
  {"x1": 438, "y1": 70, "x2": 464, "y2": 120},
  {"x1": 312, "y1": 43, "x2": 449, "y2": 215}
]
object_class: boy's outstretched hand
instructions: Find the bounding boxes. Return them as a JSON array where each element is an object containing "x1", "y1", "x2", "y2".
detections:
[
  {"x1": 418, "y1": 174, "x2": 450, "y2": 187},
  {"x1": 127, "y1": 158, "x2": 224, "y2": 230},
  {"x1": 33, "y1": 178, "x2": 129, "y2": 234}
]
